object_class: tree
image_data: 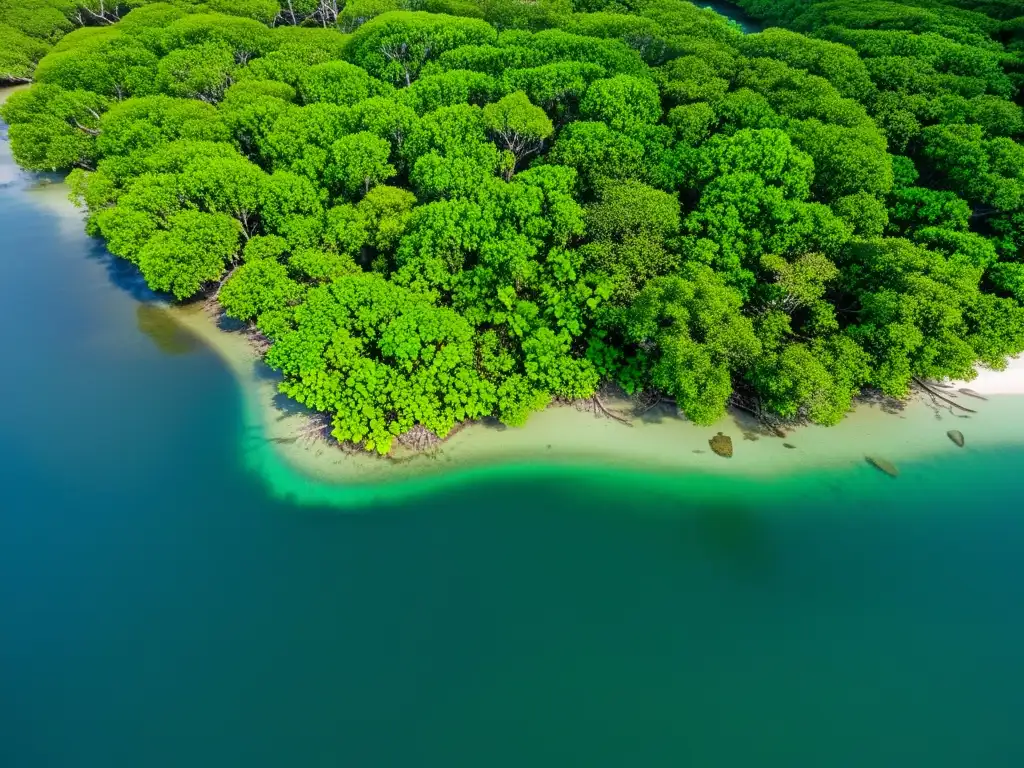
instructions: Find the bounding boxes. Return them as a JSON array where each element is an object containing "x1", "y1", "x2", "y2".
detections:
[
  {"x1": 402, "y1": 69, "x2": 499, "y2": 114},
  {"x1": 482, "y1": 91, "x2": 552, "y2": 178},
  {"x1": 832, "y1": 191, "x2": 889, "y2": 238},
  {"x1": 220, "y1": 258, "x2": 305, "y2": 321},
  {"x1": 887, "y1": 186, "x2": 972, "y2": 234},
  {"x1": 787, "y1": 119, "x2": 894, "y2": 201},
  {"x1": 179, "y1": 154, "x2": 268, "y2": 238},
  {"x1": 583, "y1": 180, "x2": 681, "y2": 298},
  {"x1": 326, "y1": 131, "x2": 396, "y2": 198},
  {"x1": 137, "y1": 211, "x2": 242, "y2": 300},
  {"x1": 357, "y1": 184, "x2": 418, "y2": 251},
  {"x1": 624, "y1": 264, "x2": 761, "y2": 425},
  {"x1": 667, "y1": 102, "x2": 717, "y2": 146},
  {"x1": 1, "y1": 84, "x2": 107, "y2": 170},
  {"x1": 266, "y1": 274, "x2": 497, "y2": 454},
  {"x1": 299, "y1": 60, "x2": 377, "y2": 106},
  {"x1": 346, "y1": 11, "x2": 497, "y2": 87},
  {"x1": 547, "y1": 120, "x2": 646, "y2": 191},
  {"x1": 161, "y1": 13, "x2": 273, "y2": 65},
  {"x1": 33, "y1": 34, "x2": 159, "y2": 99},
  {"x1": 95, "y1": 96, "x2": 228, "y2": 163},
  {"x1": 748, "y1": 336, "x2": 870, "y2": 425},
  {"x1": 502, "y1": 61, "x2": 606, "y2": 118},
  {"x1": 579, "y1": 74, "x2": 661, "y2": 132},
  {"x1": 0, "y1": 24, "x2": 49, "y2": 84},
  {"x1": 697, "y1": 128, "x2": 815, "y2": 200},
  {"x1": 157, "y1": 43, "x2": 235, "y2": 104}
]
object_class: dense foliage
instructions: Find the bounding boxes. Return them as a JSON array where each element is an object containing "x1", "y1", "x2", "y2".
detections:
[{"x1": 3, "y1": 0, "x2": 1023, "y2": 451}]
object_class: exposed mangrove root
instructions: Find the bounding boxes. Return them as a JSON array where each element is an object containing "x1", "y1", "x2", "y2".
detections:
[
  {"x1": 210, "y1": 265, "x2": 238, "y2": 301},
  {"x1": 395, "y1": 423, "x2": 443, "y2": 451},
  {"x1": 635, "y1": 397, "x2": 664, "y2": 416},
  {"x1": 593, "y1": 395, "x2": 633, "y2": 426},
  {"x1": 913, "y1": 377, "x2": 977, "y2": 413},
  {"x1": 728, "y1": 392, "x2": 790, "y2": 437}
]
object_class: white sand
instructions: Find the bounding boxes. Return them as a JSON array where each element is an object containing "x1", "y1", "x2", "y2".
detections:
[{"x1": 945, "y1": 357, "x2": 1024, "y2": 395}]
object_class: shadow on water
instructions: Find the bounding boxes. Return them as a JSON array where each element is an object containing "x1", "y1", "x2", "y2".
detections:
[
  {"x1": 83, "y1": 236, "x2": 161, "y2": 303},
  {"x1": 688, "y1": 500, "x2": 773, "y2": 576},
  {"x1": 135, "y1": 303, "x2": 201, "y2": 356}
]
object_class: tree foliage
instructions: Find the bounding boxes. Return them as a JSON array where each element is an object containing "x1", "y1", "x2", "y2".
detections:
[{"x1": 3, "y1": 0, "x2": 1024, "y2": 451}]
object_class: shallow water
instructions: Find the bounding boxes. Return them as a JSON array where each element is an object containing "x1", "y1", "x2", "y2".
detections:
[{"x1": 3, "y1": 114, "x2": 1024, "y2": 766}]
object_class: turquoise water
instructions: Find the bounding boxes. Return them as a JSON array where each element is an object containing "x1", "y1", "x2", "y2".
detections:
[{"x1": 3, "y1": 126, "x2": 1024, "y2": 765}]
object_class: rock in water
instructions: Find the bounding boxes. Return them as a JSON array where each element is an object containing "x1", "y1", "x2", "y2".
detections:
[
  {"x1": 947, "y1": 429, "x2": 965, "y2": 448},
  {"x1": 959, "y1": 388, "x2": 988, "y2": 401},
  {"x1": 709, "y1": 433, "x2": 733, "y2": 458},
  {"x1": 865, "y1": 456, "x2": 899, "y2": 477}
]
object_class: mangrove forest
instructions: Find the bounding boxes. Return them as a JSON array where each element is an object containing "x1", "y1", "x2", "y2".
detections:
[{"x1": 2, "y1": 0, "x2": 1023, "y2": 453}]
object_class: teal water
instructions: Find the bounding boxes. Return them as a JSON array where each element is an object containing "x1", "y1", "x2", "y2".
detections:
[
  {"x1": 3, "y1": 126, "x2": 1024, "y2": 765},
  {"x1": 701, "y1": 1, "x2": 764, "y2": 33}
]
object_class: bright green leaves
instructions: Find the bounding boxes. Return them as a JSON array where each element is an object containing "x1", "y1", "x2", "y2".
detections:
[
  {"x1": 841, "y1": 237, "x2": 993, "y2": 395},
  {"x1": 346, "y1": 11, "x2": 497, "y2": 87},
  {"x1": 1, "y1": 84, "x2": 107, "y2": 170},
  {"x1": 299, "y1": 61, "x2": 379, "y2": 107},
  {"x1": 326, "y1": 131, "x2": 396, "y2": 199},
  {"x1": 684, "y1": 172, "x2": 852, "y2": 294},
  {"x1": 0, "y1": 23, "x2": 49, "y2": 83},
  {"x1": 179, "y1": 155, "x2": 267, "y2": 237},
  {"x1": 357, "y1": 185, "x2": 418, "y2": 252},
  {"x1": 921, "y1": 123, "x2": 1024, "y2": 213},
  {"x1": 697, "y1": 128, "x2": 815, "y2": 200},
  {"x1": 748, "y1": 336, "x2": 871, "y2": 426},
  {"x1": 502, "y1": 61, "x2": 606, "y2": 118},
  {"x1": 33, "y1": 34, "x2": 159, "y2": 99},
  {"x1": 7, "y1": 0, "x2": 1024, "y2": 444},
  {"x1": 522, "y1": 327, "x2": 599, "y2": 400},
  {"x1": 259, "y1": 103, "x2": 349, "y2": 182},
  {"x1": 157, "y1": 43, "x2": 235, "y2": 104},
  {"x1": 583, "y1": 180, "x2": 681, "y2": 299},
  {"x1": 579, "y1": 74, "x2": 661, "y2": 133},
  {"x1": 625, "y1": 265, "x2": 760, "y2": 425},
  {"x1": 787, "y1": 119, "x2": 894, "y2": 202},
  {"x1": 96, "y1": 96, "x2": 228, "y2": 166},
  {"x1": 833, "y1": 191, "x2": 889, "y2": 238},
  {"x1": 887, "y1": 186, "x2": 971, "y2": 234},
  {"x1": 137, "y1": 211, "x2": 242, "y2": 300},
  {"x1": 266, "y1": 274, "x2": 496, "y2": 454},
  {"x1": 547, "y1": 121, "x2": 646, "y2": 191},
  {"x1": 402, "y1": 69, "x2": 500, "y2": 114},
  {"x1": 220, "y1": 259, "x2": 305, "y2": 321},
  {"x1": 482, "y1": 91, "x2": 553, "y2": 176},
  {"x1": 667, "y1": 102, "x2": 717, "y2": 146}
]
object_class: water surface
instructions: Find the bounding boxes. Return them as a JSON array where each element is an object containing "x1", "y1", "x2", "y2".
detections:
[{"x1": 2, "y1": 109, "x2": 1024, "y2": 766}]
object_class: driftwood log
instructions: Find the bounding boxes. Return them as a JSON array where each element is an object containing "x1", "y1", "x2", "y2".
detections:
[{"x1": 913, "y1": 377, "x2": 977, "y2": 413}]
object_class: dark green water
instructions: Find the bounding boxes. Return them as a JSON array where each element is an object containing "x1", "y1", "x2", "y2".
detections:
[
  {"x1": 3, "y1": 128, "x2": 1024, "y2": 767},
  {"x1": 701, "y1": 1, "x2": 763, "y2": 33}
]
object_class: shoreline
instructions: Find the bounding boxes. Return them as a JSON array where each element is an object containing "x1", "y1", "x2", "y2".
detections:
[
  {"x1": 167, "y1": 296, "x2": 1024, "y2": 488},
  {"x1": 7, "y1": 90, "x2": 1024, "y2": 495}
]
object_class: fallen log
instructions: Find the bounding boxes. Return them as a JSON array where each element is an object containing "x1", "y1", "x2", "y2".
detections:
[
  {"x1": 594, "y1": 395, "x2": 633, "y2": 427},
  {"x1": 913, "y1": 377, "x2": 977, "y2": 414}
]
